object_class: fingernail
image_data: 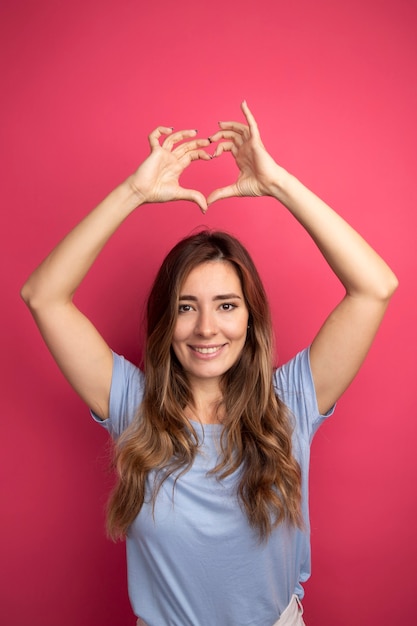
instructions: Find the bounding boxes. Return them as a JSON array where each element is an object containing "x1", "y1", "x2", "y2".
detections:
[{"x1": 208, "y1": 137, "x2": 213, "y2": 143}]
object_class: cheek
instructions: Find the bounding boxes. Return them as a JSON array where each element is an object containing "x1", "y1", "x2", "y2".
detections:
[
  {"x1": 171, "y1": 318, "x2": 193, "y2": 358},
  {"x1": 172, "y1": 318, "x2": 187, "y2": 343},
  {"x1": 229, "y1": 313, "x2": 250, "y2": 338}
]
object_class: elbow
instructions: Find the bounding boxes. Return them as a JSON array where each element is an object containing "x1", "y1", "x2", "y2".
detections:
[
  {"x1": 382, "y1": 270, "x2": 399, "y2": 302},
  {"x1": 20, "y1": 277, "x2": 45, "y2": 311},
  {"x1": 369, "y1": 260, "x2": 399, "y2": 302},
  {"x1": 20, "y1": 276, "x2": 71, "y2": 312},
  {"x1": 351, "y1": 268, "x2": 399, "y2": 303},
  {"x1": 370, "y1": 273, "x2": 399, "y2": 305},
  {"x1": 20, "y1": 279, "x2": 33, "y2": 307}
]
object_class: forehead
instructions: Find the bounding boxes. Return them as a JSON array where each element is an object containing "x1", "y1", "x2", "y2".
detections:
[{"x1": 180, "y1": 261, "x2": 243, "y2": 294}]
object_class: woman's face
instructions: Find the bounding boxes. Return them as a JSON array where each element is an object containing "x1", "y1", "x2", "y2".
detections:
[{"x1": 171, "y1": 261, "x2": 249, "y2": 388}]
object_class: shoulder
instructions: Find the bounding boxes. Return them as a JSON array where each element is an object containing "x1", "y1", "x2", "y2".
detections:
[
  {"x1": 274, "y1": 347, "x2": 334, "y2": 440},
  {"x1": 111, "y1": 351, "x2": 144, "y2": 392},
  {"x1": 274, "y1": 347, "x2": 312, "y2": 394},
  {"x1": 94, "y1": 352, "x2": 145, "y2": 437}
]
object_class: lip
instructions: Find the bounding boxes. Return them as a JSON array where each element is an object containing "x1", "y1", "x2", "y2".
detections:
[{"x1": 189, "y1": 344, "x2": 226, "y2": 358}]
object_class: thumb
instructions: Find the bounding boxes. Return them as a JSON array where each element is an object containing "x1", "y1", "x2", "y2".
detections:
[
  {"x1": 180, "y1": 188, "x2": 208, "y2": 214},
  {"x1": 206, "y1": 185, "x2": 238, "y2": 206}
]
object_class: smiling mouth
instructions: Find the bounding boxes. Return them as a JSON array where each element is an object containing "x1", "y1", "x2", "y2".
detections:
[{"x1": 192, "y1": 345, "x2": 224, "y2": 355}]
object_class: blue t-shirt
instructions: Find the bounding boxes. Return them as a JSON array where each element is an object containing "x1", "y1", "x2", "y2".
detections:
[{"x1": 94, "y1": 348, "x2": 333, "y2": 626}]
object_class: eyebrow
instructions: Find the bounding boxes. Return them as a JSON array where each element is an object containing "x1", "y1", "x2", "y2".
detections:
[{"x1": 178, "y1": 293, "x2": 242, "y2": 301}]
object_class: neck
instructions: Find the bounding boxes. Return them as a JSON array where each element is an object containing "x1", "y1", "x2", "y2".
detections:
[{"x1": 186, "y1": 378, "x2": 223, "y2": 425}]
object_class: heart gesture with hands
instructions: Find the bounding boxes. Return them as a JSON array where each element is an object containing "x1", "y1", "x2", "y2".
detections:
[{"x1": 129, "y1": 101, "x2": 285, "y2": 214}]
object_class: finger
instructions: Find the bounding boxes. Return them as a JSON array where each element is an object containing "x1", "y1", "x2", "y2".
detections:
[
  {"x1": 208, "y1": 130, "x2": 244, "y2": 146},
  {"x1": 179, "y1": 188, "x2": 208, "y2": 213},
  {"x1": 148, "y1": 126, "x2": 174, "y2": 149},
  {"x1": 186, "y1": 149, "x2": 213, "y2": 162},
  {"x1": 162, "y1": 128, "x2": 198, "y2": 151},
  {"x1": 206, "y1": 184, "x2": 238, "y2": 206},
  {"x1": 241, "y1": 100, "x2": 260, "y2": 138},
  {"x1": 212, "y1": 141, "x2": 238, "y2": 158},
  {"x1": 217, "y1": 121, "x2": 247, "y2": 135},
  {"x1": 174, "y1": 138, "x2": 211, "y2": 159}
]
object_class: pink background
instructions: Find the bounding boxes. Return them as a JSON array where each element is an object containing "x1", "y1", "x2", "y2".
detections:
[{"x1": 1, "y1": 1, "x2": 416, "y2": 624}]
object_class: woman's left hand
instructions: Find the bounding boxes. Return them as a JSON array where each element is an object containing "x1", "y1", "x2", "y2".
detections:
[{"x1": 206, "y1": 101, "x2": 285, "y2": 205}]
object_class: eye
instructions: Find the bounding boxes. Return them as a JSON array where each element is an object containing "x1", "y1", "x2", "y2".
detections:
[
  {"x1": 178, "y1": 304, "x2": 194, "y2": 313},
  {"x1": 220, "y1": 303, "x2": 237, "y2": 311}
]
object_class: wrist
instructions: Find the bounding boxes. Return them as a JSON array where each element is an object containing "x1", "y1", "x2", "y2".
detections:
[
  {"x1": 265, "y1": 166, "x2": 294, "y2": 201},
  {"x1": 116, "y1": 176, "x2": 147, "y2": 210}
]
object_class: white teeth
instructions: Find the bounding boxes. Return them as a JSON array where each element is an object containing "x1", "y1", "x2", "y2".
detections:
[{"x1": 194, "y1": 346, "x2": 220, "y2": 354}]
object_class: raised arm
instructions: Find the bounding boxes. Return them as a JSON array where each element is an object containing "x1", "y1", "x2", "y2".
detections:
[
  {"x1": 207, "y1": 102, "x2": 398, "y2": 415},
  {"x1": 21, "y1": 128, "x2": 211, "y2": 419}
]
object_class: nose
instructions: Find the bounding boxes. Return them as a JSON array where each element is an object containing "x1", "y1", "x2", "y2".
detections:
[{"x1": 195, "y1": 309, "x2": 218, "y2": 337}]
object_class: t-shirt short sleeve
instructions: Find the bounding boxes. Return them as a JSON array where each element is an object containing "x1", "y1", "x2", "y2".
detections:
[
  {"x1": 91, "y1": 351, "x2": 144, "y2": 439},
  {"x1": 273, "y1": 347, "x2": 335, "y2": 443}
]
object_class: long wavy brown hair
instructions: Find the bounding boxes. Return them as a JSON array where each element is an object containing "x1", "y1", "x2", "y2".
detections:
[{"x1": 107, "y1": 230, "x2": 302, "y2": 541}]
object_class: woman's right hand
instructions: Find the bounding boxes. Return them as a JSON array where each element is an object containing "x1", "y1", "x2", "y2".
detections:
[
  {"x1": 128, "y1": 127, "x2": 212, "y2": 213},
  {"x1": 20, "y1": 126, "x2": 212, "y2": 418}
]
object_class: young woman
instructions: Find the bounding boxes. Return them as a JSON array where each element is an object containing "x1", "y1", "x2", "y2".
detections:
[{"x1": 21, "y1": 102, "x2": 398, "y2": 625}]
